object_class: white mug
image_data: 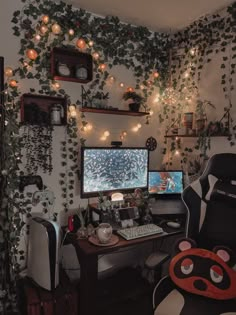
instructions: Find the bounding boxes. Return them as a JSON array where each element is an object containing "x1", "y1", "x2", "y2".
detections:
[{"x1": 96, "y1": 223, "x2": 112, "y2": 244}]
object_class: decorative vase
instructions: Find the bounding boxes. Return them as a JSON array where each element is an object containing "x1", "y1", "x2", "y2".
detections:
[{"x1": 183, "y1": 112, "x2": 194, "y2": 130}]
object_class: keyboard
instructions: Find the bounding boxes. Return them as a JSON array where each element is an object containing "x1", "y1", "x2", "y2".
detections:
[{"x1": 117, "y1": 224, "x2": 163, "y2": 240}]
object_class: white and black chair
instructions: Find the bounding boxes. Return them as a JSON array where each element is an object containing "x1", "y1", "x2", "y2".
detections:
[{"x1": 153, "y1": 153, "x2": 236, "y2": 315}]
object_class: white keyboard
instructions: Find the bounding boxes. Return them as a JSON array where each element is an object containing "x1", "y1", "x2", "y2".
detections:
[{"x1": 117, "y1": 224, "x2": 163, "y2": 240}]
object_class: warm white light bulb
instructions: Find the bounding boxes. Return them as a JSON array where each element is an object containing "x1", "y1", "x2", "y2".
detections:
[
  {"x1": 137, "y1": 123, "x2": 142, "y2": 129},
  {"x1": 68, "y1": 29, "x2": 75, "y2": 36},
  {"x1": 149, "y1": 110, "x2": 153, "y2": 116},
  {"x1": 175, "y1": 150, "x2": 180, "y2": 156},
  {"x1": 42, "y1": 15, "x2": 49, "y2": 24},
  {"x1": 154, "y1": 94, "x2": 160, "y2": 103},
  {"x1": 132, "y1": 126, "x2": 139, "y2": 132},
  {"x1": 93, "y1": 52, "x2": 99, "y2": 60},
  {"x1": 88, "y1": 40, "x2": 94, "y2": 47},
  {"x1": 100, "y1": 135, "x2": 107, "y2": 141},
  {"x1": 35, "y1": 34, "x2": 41, "y2": 41},
  {"x1": 104, "y1": 130, "x2": 110, "y2": 137},
  {"x1": 119, "y1": 82, "x2": 124, "y2": 88},
  {"x1": 190, "y1": 48, "x2": 195, "y2": 56},
  {"x1": 40, "y1": 25, "x2": 48, "y2": 34},
  {"x1": 153, "y1": 71, "x2": 159, "y2": 78},
  {"x1": 53, "y1": 82, "x2": 60, "y2": 89},
  {"x1": 52, "y1": 23, "x2": 61, "y2": 34},
  {"x1": 70, "y1": 110, "x2": 77, "y2": 118},
  {"x1": 184, "y1": 72, "x2": 189, "y2": 78},
  {"x1": 69, "y1": 104, "x2": 76, "y2": 112},
  {"x1": 86, "y1": 123, "x2": 93, "y2": 130},
  {"x1": 4, "y1": 67, "x2": 13, "y2": 77},
  {"x1": 109, "y1": 76, "x2": 115, "y2": 83}
]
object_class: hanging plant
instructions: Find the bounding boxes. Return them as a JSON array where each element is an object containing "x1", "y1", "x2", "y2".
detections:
[
  {"x1": 22, "y1": 125, "x2": 53, "y2": 174},
  {"x1": 159, "y1": 2, "x2": 236, "y2": 168}
]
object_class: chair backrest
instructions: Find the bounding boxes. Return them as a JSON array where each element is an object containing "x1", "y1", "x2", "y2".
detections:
[{"x1": 182, "y1": 153, "x2": 236, "y2": 251}]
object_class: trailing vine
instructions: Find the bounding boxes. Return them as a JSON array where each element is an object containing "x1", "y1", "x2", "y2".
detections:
[
  {"x1": 159, "y1": 2, "x2": 236, "y2": 170},
  {"x1": 1, "y1": 0, "x2": 235, "y2": 312},
  {"x1": 8, "y1": 0, "x2": 170, "y2": 214}
]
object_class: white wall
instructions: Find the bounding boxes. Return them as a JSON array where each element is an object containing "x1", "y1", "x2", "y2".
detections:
[
  {"x1": 0, "y1": 0, "x2": 162, "y2": 275},
  {"x1": 1, "y1": 0, "x2": 235, "y2": 277}
]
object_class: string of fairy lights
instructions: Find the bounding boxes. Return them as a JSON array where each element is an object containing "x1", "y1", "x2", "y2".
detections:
[
  {"x1": 3, "y1": 12, "x2": 203, "y2": 149},
  {"x1": 68, "y1": 104, "x2": 149, "y2": 141}
]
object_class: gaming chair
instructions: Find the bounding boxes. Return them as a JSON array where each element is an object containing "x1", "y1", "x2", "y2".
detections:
[{"x1": 153, "y1": 153, "x2": 236, "y2": 315}]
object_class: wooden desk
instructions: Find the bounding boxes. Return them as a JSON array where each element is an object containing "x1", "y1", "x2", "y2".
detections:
[{"x1": 68, "y1": 228, "x2": 182, "y2": 315}]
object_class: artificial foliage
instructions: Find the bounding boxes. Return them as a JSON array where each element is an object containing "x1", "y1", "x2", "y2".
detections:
[
  {"x1": 158, "y1": 2, "x2": 236, "y2": 169},
  {"x1": 1, "y1": 0, "x2": 236, "y2": 312},
  {"x1": 0, "y1": 4, "x2": 170, "y2": 311}
]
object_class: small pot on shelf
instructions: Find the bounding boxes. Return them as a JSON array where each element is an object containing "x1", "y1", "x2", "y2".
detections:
[{"x1": 129, "y1": 102, "x2": 141, "y2": 112}]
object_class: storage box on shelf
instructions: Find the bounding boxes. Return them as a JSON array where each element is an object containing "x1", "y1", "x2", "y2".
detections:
[
  {"x1": 21, "y1": 93, "x2": 67, "y2": 126},
  {"x1": 51, "y1": 47, "x2": 93, "y2": 83}
]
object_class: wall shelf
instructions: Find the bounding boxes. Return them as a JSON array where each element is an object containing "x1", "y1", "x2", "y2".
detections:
[
  {"x1": 51, "y1": 47, "x2": 93, "y2": 83},
  {"x1": 21, "y1": 93, "x2": 67, "y2": 125},
  {"x1": 165, "y1": 134, "x2": 230, "y2": 138},
  {"x1": 80, "y1": 107, "x2": 149, "y2": 116}
]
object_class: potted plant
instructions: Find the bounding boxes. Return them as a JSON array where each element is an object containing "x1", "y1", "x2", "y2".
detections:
[
  {"x1": 93, "y1": 91, "x2": 109, "y2": 108},
  {"x1": 122, "y1": 91, "x2": 144, "y2": 112},
  {"x1": 195, "y1": 99, "x2": 215, "y2": 133}
]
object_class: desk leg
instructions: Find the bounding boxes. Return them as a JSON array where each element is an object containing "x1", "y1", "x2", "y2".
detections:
[{"x1": 79, "y1": 254, "x2": 98, "y2": 315}]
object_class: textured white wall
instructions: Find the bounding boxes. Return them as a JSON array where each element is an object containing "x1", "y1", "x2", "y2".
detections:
[{"x1": 1, "y1": 0, "x2": 235, "y2": 278}]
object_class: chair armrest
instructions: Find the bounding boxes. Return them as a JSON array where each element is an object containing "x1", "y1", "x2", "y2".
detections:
[{"x1": 145, "y1": 251, "x2": 170, "y2": 269}]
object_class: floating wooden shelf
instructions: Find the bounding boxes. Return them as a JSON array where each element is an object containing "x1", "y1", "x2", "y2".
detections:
[
  {"x1": 165, "y1": 134, "x2": 230, "y2": 138},
  {"x1": 21, "y1": 93, "x2": 67, "y2": 125},
  {"x1": 80, "y1": 107, "x2": 149, "y2": 116},
  {"x1": 51, "y1": 47, "x2": 93, "y2": 83}
]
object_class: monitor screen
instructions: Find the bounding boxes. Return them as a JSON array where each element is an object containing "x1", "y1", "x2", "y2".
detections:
[
  {"x1": 81, "y1": 147, "x2": 149, "y2": 198},
  {"x1": 148, "y1": 170, "x2": 184, "y2": 196}
]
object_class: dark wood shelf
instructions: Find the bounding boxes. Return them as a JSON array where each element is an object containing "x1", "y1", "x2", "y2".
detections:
[
  {"x1": 165, "y1": 134, "x2": 230, "y2": 138},
  {"x1": 51, "y1": 47, "x2": 93, "y2": 83},
  {"x1": 21, "y1": 93, "x2": 67, "y2": 125},
  {"x1": 80, "y1": 107, "x2": 149, "y2": 116}
]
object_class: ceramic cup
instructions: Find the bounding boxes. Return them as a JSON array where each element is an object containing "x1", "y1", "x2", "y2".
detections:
[{"x1": 96, "y1": 223, "x2": 112, "y2": 244}]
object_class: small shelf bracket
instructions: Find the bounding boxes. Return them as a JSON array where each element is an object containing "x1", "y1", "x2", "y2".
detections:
[{"x1": 81, "y1": 86, "x2": 93, "y2": 108}]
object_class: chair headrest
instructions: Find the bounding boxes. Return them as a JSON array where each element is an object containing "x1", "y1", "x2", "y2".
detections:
[{"x1": 201, "y1": 153, "x2": 236, "y2": 182}]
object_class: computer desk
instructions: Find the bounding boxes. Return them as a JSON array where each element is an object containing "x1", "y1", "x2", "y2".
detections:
[{"x1": 68, "y1": 226, "x2": 184, "y2": 315}]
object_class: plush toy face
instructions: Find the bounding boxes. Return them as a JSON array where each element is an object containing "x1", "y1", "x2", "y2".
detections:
[{"x1": 169, "y1": 239, "x2": 236, "y2": 300}]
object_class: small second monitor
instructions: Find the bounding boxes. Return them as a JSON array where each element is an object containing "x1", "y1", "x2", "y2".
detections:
[{"x1": 148, "y1": 170, "x2": 184, "y2": 198}]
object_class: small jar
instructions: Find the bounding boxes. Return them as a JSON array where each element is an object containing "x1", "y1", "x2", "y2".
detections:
[
  {"x1": 50, "y1": 104, "x2": 63, "y2": 125},
  {"x1": 57, "y1": 62, "x2": 70, "y2": 76},
  {"x1": 75, "y1": 64, "x2": 88, "y2": 80}
]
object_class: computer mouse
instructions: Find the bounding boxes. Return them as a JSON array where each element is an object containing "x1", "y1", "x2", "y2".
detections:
[{"x1": 166, "y1": 221, "x2": 181, "y2": 229}]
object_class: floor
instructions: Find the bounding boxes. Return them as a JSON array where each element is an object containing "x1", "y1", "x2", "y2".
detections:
[{"x1": 96, "y1": 267, "x2": 154, "y2": 315}]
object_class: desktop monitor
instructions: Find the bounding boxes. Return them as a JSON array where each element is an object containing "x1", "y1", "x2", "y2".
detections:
[
  {"x1": 148, "y1": 170, "x2": 184, "y2": 198},
  {"x1": 80, "y1": 147, "x2": 149, "y2": 198}
]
